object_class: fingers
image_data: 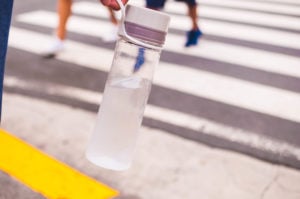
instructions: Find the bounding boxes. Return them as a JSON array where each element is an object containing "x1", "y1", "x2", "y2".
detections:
[{"x1": 100, "y1": 0, "x2": 128, "y2": 10}]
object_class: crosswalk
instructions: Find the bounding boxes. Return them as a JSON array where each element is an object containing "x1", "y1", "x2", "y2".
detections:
[
  {"x1": 6, "y1": 0, "x2": 300, "y2": 168},
  {"x1": 198, "y1": 0, "x2": 300, "y2": 15}
]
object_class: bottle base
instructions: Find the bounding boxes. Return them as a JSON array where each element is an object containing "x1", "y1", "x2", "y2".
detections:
[{"x1": 86, "y1": 153, "x2": 131, "y2": 171}]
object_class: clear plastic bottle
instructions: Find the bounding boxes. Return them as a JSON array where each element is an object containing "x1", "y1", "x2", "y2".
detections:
[{"x1": 86, "y1": 4, "x2": 170, "y2": 170}]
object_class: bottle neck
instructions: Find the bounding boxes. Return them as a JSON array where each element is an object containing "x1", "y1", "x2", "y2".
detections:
[{"x1": 122, "y1": 22, "x2": 167, "y2": 48}]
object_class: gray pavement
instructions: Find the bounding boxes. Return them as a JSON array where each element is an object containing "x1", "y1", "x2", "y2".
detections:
[
  {"x1": 7, "y1": 0, "x2": 300, "y2": 169},
  {"x1": 2, "y1": 92, "x2": 300, "y2": 199}
]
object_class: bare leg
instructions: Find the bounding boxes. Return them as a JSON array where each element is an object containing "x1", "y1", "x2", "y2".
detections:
[
  {"x1": 102, "y1": 7, "x2": 119, "y2": 42},
  {"x1": 185, "y1": 3, "x2": 202, "y2": 47},
  {"x1": 187, "y1": 4, "x2": 199, "y2": 30},
  {"x1": 57, "y1": 0, "x2": 72, "y2": 40},
  {"x1": 108, "y1": 7, "x2": 118, "y2": 25},
  {"x1": 43, "y1": 0, "x2": 71, "y2": 56}
]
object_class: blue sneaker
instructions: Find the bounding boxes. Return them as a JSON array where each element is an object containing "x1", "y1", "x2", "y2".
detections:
[{"x1": 185, "y1": 29, "x2": 202, "y2": 47}]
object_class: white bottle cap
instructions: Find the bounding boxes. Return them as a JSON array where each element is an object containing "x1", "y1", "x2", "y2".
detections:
[
  {"x1": 125, "y1": 5, "x2": 170, "y2": 33},
  {"x1": 121, "y1": 5, "x2": 171, "y2": 46}
]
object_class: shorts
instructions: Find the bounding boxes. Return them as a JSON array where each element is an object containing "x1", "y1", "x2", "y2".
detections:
[
  {"x1": 146, "y1": 0, "x2": 166, "y2": 8},
  {"x1": 146, "y1": 0, "x2": 197, "y2": 8}
]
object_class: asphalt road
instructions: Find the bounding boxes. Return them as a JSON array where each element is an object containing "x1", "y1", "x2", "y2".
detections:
[{"x1": 2, "y1": 0, "x2": 300, "y2": 198}]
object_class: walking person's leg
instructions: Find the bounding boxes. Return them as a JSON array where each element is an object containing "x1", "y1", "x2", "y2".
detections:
[
  {"x1": 57, "y1": 0, "x2": 72, "y2": 40},
  {"x1": 108, "y1": 7, "x2": 118, "y2": 25},
  {"x1": 44, "y1": 0, "x2": 72, "y2": 57},
  {"x1": 187, "y1": 2, "x2": 199, "y2": 31},
  {"x1": 184, "y1": 0, "x2": 202, "y2": 47},
  {"x1": 102, "y1": 7, "x2": 119, "y2": 42}
]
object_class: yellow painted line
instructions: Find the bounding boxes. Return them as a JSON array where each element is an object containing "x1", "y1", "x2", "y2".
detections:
[{"x1": 0, "y1": 129, "x2": 119, "y2": 199}]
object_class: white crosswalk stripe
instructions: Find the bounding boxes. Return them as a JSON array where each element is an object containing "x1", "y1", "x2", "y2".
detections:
[
  {"x1": 72, "y1": 1, "x2": 300, "y2": 31},
  {"x1": 5, "y1": 75, "x2": 300, "y2": 161},
  {"x1": 17, "y1": 8, "x2": 300, "y2": 50},
  {"x1": 7, "y1": 0, "x2": 300, "y2": 162},
  {"x1": 198, "y1": 0, "x2": 300, "y2": 15},
  {"x1": 71, "y1": 2, "x2": 300, "y2": 49},
  {"x1": 165, "y1": 2, "x2": 300, "y2": 31},
  {"x1": 249, "y1": 0, "x2": 300, "y2": 5},
  {"x1": 9, "y1": 27, "x2": 300, "y2": 123},
  {"x1": 16, "y1": 10, "x2": 300, "y2": 79}
]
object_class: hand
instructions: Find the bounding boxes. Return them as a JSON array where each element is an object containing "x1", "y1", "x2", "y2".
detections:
[{"x1": 100, "y1": 0, "x2": 129, "y2": 10}]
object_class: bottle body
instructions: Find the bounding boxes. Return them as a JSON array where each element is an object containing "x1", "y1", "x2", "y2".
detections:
[{"x1": 86, "y1": 39, "x2": 161, "y2": 170}]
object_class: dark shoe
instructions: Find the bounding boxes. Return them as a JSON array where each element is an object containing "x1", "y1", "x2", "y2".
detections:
[{"x1": 185, "y1": 29, "x2": 202, "y2": 47}]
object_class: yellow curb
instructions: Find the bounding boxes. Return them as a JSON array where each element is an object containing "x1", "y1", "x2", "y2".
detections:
[{"x1": 0, "y1": 129, "x2": 119, "y2": 199}]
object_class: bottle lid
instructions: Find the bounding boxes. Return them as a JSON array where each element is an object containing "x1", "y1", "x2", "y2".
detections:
[{"x1": 120, "y1": 5, "x2": 170, "y2": 46}]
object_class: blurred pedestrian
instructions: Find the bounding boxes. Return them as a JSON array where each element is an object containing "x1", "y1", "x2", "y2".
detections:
[
  {"x1": 146, "y1": 0, "x2": 202, "y2": 47},
  {"x1": 0, "y1": 0, "x2": 128, "y2": 119},
  {"x1": 44, "y1": 0, "x2": 121, "y2": 57},
  {"x1": 0, "y1": 0, "x2": 14, "y2": 121}
]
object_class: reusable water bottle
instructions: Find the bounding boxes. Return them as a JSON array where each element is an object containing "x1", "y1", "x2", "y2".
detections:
[{"x1": 86, "y1": 4, "x2": 170, "y2": 170}]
